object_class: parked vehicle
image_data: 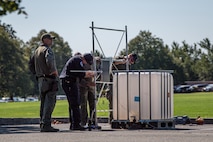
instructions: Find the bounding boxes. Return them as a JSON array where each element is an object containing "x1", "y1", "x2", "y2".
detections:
[
  {"x1": 0, "y1": 99, "x2": 8, "y2": 103},
  {"x1": 56, "y1": 95, "x2": 67, "y2": 100},
  {"x1": 1, "y1": 97, "x2": 10, "y2": 102},
  {"x1": 0, "y1": 97, "x2": 38, "y2": 102},
  {"x1": 25, "y1": 97, "x2": 38, "y2": 102},
  {"x1": 174, "y1": 85, "x2": 191, "y2": 93},
  {"x1": 187, "y1": 84, "x2": 208, "y2": 92},
  {"x1": 13, "y1": 97, "x2": 25, "y2": 102},
  {"x1": 202, "y1": 84, "x2": 213, "y2": 92}
]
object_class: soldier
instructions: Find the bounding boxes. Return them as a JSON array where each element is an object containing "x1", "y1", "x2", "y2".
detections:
[
  {"x1": 34, "y1": 33, "x2": 59, "y2": 132},
  {"x1": 60, "y1": 53, "x2": 95, "y2": 130}
]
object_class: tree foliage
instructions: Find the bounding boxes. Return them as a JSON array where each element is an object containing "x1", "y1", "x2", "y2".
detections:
[
  {"x1": 127, "y1": 31, "x2": 213, "y2": 85},
  {"x1": 0, "y1": 0, "x2": 27, "y2": 39},
  {"x1": 0, "y1": 21, "x2": 17, "y2": 38},
  {"x1": 0, "y1": 0, "x2": 27, "y2": 17},
  {"x1": 126, "y1": 31, "x2": 175, "y2": 71},
  {"x1": 0, "y1": 28, "x2": 31, "y2": 98}
]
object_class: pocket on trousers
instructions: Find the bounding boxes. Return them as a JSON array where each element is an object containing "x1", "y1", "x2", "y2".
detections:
[
  {"x1": 41, "y1": 78, "x2": 50, "y2": 93},
  {"x1": 51, "y1": 80, "x2": 59, "y2": 92}
]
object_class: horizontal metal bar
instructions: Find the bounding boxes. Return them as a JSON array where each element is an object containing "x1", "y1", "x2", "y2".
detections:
[
  {"x1": 70, "y1": 70, "x2": 103, "y2": 73},
  {"x1": 112, "y1": 70, "x2": 174, "y2": 73},
  {"x1": 96, "y1": 81, "x2": 113, "y2": 84},
  {"x1": 90, "y1": 26, "x2": 125, "y2": 32}
]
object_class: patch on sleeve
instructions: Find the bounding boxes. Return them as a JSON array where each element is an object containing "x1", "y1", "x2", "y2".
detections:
[{"x1": 80, "y1": 61, "x2": 83, "y2": 67}]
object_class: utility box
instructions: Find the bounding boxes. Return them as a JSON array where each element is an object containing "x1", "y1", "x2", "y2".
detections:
[{"x1": 112, "y1": 71, "x2": 174, "y2": 121}]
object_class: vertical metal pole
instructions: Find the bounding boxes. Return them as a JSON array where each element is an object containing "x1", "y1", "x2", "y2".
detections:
[
  {"x1": 116, "y1": 72, "x2": 119, "y2": 120},
  {"x1": 161, "y1": 72, "x2": 163, "y2": 119},
  {"x1": 125, "y1": 26, "x2": 129, "y2": 71},
  {"x1": 92, "y1": 21, "x2": 95, "y2": 54},
  {"x1": 125, "y1": 26, "x2": 130, "y2": 121},
  {"x1": 169, "y1": 73, "x2": 172, "y2": 118},
  {"x1": 163, "y1": 72, "x2": 166, "y2": 119},
  {"x1": 91, "y1": 21, "x2": 98, "y2": 130},
  {"x1": 139, "y1": 71, "x2": 141, "y2": 120},
  {"x1": 167, "y1": 73, "x2": 170, "y2": 118},
  {"x1": 127, "y1": 71, "x2": 129, "y2": 121},
  {"x1": 149, "y1": 72, "x2": 152, "y2": 120},
  {"x1": 165, "y1": 72, "x2": 167, "y2": 118}
]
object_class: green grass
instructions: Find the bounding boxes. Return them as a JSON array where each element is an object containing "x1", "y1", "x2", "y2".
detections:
[
  {"x1": 174, "y1": 92, "x2": 213, "y2": 118},
  {"x1": 0, "y1": 97, "x2": 109, "y2": 118},
  {"x1": 53, "y1": 97, "x2": 110, "y2": 118},
  {"x1": 0, "y1": 93, "x2": 213, "y2": 118},
  {"x1": 0, "y1": 101, "x2": 40, "y2": 118}
]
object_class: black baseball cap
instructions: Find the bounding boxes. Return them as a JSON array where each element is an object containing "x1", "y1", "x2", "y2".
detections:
[
  {"x1": 41, "y1": 33, "x2": 55, "y2": 41},
  {"x1": 83, "y1": 53, "x2": 93, "y2": 65}
]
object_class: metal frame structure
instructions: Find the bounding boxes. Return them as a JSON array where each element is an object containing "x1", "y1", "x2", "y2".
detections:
[
  {"x1": 88, "y1": 22, "x2": 175, "y2": 130},
  {"x1": 88, "y1": 21, "x2": 129, "y2": 130}
]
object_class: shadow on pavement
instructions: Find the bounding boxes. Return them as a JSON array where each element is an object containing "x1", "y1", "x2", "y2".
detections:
[{"x1": 0, "y1": 125, "x2": 40, "y2": 134}]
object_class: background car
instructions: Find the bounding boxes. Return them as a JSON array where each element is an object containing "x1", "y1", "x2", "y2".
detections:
[
  {"x1": 174, "y1": 85, "x2": 191, "y2": 93},
  {"x1": 56, "y1": 95, "x2": 67, "y2": 100},
  {"x1": 0, "y1": 97, "x2": 10, "y2": 102},
  {"x1": 187, "y1": 84, "x2": 208, "y2": 92},
  {"x1": 202, "y1": 84, "x2": 213, "y2": 92},
  {"x1": 25, "y1": 97, "x2": 38, "y2": 102}
]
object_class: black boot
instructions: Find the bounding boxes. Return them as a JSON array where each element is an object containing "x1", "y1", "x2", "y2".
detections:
[
  {"x1": 71, "y1": 124, "x2": 86, "y2": 131},
  {"x1": 40, "y1": 125, "x2": 59, "y2": 132}
]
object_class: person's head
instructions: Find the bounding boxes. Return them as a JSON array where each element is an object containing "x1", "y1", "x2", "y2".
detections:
[
  {"x1": 41, "y1": 33, "x2": 55, "y2": 47},
  {"x1": 128, "y1": 53, "x2": 137, "y2": 64},
  {"x1": 82, "y1": 53, "x2": 93, "y2": 65},
  {"x1": 74, "y1": 52, "x2": 82, "y2": 56}
]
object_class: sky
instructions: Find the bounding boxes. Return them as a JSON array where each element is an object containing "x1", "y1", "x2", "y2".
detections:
[{"x1": 1, "y1": 0, "x2": 213, "y2": 57}]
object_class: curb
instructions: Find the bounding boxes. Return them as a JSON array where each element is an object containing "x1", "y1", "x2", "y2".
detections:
[
  {"x1": 1, "y1": 118, "x2": 213, "y2": 125},
  {"x1": 0, "y1": 117, "x2": 109, "y2": 125}
]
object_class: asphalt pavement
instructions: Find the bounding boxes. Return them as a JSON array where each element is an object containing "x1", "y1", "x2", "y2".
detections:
[{"x1": 1, "y1": 123, "x2": 213, "y2": 142}]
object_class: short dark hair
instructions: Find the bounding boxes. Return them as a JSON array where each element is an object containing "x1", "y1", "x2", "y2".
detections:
[
  {"x1": 131, "y1": 53, "x2": 137, "y2": 62},
  {"x1": 83, "y1": 53, "x2": 93, "y2": 65},
  {"x1": 74, "y1": 52, "x2": 82, "y2": 56}
]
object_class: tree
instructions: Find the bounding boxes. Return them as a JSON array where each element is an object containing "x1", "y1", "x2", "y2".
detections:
[
  {"x1": 0, "y1": 27, "x2": 31, "y2": 98},
  {"x1": 196, "y1": 38, "x2": 213, "y2": 81},
  {"x1": 170, "y1": 42, "x2": 187, "y2": 84},
  {"x1": 0, "y1": 21, "x2": 17, "y2": 38},
  {"x1": 0, "y1": 0, "x2": 27, "y2": 39},
  {"x1": 0, "y1": 0, "x2": 29, "y2": 99},
  {"x1": 0, "y1": 0, "x2": 27, "y2": 17},
  {"x1": 127, "y1": 30, "x2": 175, "y2": 71}
]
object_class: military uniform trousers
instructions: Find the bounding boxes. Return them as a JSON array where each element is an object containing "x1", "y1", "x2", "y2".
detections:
[
  {"x1": 80, "y1": 85, "x2": 95, "y2": 126},
  {"x1": 61, "y1": 79, "x2": 81, "y2": 127},
  {"x1": 38, "y1": 77, "x2": 57, "y2": 127}
]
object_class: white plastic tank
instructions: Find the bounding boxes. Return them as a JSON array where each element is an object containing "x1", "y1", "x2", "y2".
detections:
[{"x1": 112, "y1": 71, "x2": 173, "y2": 121}]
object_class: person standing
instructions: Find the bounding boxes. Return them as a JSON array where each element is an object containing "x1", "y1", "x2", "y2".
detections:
[
  {"x1": 60, "y1": 53, "x2": 95, "y2": 130},
  {"x1": 34, "y1": 33, "x2": 59, "y2": 132},
  {"x1": 79, "y1": 63, "x2": 97, "y2": 128},
  {"x1": 79, "y1": 56, "x2": 102, "y2": 129}
]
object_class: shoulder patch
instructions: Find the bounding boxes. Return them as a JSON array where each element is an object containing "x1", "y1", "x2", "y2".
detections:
[{"x1": 80, "y1": 61, "x2": 84, "y2": 67}]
